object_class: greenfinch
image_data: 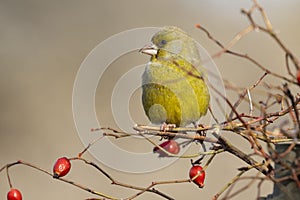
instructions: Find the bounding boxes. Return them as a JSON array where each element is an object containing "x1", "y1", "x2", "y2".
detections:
[{"x1": 141, "y1": 26, "x2": 210, "y2": 127}]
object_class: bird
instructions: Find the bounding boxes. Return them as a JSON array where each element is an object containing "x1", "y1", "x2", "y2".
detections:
[{"x1": 140, "y1": 26, "x2": 210, "y2": 128}]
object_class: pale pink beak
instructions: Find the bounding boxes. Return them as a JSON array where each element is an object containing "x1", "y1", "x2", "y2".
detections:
[{"x1": 139, "y1": 43, "x2": 158, "y2": 56}]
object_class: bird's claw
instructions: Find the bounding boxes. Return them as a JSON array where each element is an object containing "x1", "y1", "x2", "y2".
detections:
[
  {"x1": 160, "y1": 122, "x2": 176, "y2": 132},
  {"x1": 195, "y1": 123, "x2": 206, "y2": 137}
]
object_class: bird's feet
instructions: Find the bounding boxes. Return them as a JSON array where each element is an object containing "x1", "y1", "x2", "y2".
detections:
[
  {"x1": 194, "y1": 123, "x2": 206, "y2": 137},
  {"x1": 160, "y1": 122, "x2": 176, "y2": 132}
]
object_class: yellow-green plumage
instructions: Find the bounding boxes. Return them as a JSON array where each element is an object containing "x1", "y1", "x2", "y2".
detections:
[{"x1": 141, "y1": 26, "x2": 210, "y2": 127}]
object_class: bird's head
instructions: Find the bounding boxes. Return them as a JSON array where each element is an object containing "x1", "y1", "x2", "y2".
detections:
[{"x1": 140, "y1": 26, "x2": 201, "y2": 66}]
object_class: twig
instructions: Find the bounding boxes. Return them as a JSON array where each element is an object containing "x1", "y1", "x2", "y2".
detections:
[
  {"x1": 196, "y1": 25, "x2": 297, "y2": 85},
  {"x1": 1, "y1": 160, "x2": 118, "y2": 199},
  {"x1": 72, "y1": 157, "x2": 174, "y2": 200}
]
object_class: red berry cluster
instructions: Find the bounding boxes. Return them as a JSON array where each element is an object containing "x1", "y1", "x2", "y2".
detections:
[
  {"x1": 153, "y1": 140, "x2": 206, "y2": 188},
  {"x1": 53, "y1": 157, "x2": 71, "y2": 178},
  {"x1": 7, "y1": 189, "x2": 22, "y2": 200},
  {"x1": 297, "y1": 69, "x2": 300, "y2": 85},
  {"x1": 153, "y1": 140, "x2": 180, "y2": 156},
  {"x1": 189, "y1": 165, "x2": 206, "y2": 188}
]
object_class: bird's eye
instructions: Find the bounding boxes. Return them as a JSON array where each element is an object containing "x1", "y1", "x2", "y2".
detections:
[{"x1": 160, "y1": 39, "x2": 167, "y2": 45}]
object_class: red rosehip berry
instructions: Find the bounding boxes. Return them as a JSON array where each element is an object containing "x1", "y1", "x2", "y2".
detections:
[
  {"x1": 153, "y1": 140, "x2": 180, "y2": 156},
  {"x1": 297, "y1": 69, "x2": 300, "y2": 85},
  {"x1": 53, "y1": 157, "x2": 71, "y2": 178},
  {"x1": 189, "y1": 165, "x2": 206, "y2": 188},
  {"x1": 7, "y1": 188, "x2": 22, "y2": 200}
]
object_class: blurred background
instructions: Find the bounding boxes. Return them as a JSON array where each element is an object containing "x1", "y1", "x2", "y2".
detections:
[{"x1": 1, "y1": 0, "x2": 300, "y2": 199}]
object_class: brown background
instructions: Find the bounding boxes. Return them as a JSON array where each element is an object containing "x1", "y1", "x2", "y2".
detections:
[{"x1": 1, "y1": 0, "x2": 300, "y2": 199}]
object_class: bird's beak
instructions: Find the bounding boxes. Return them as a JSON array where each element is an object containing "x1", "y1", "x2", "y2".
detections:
[{"x1": 139, "y1": 44, "x2": 158, "y2": 56}]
